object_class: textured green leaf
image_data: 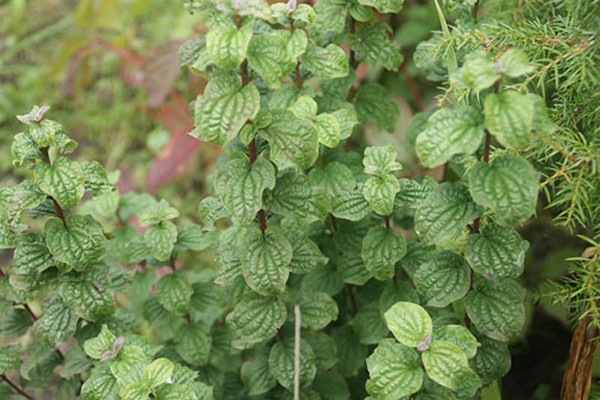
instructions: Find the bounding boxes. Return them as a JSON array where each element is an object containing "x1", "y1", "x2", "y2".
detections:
[
  {"x1": 422, "y1": 341, "x2": 471, "y2": 391},
  {"x1": 413, "y1": 251, "x2": 470, "y2": 307},
  {"x1": 497, "y1": 49, "x2": 533, "y2": 78},
  {"x1": 176, "y1": 323, "x2": 211, "y2": 366},
  {"x1": 415, "y1": 106, "x2": 484, "y2": 168},
  {"x1": 261, "y1": 110, "x2": 319, "y2": 171},
  {"x1": 354, "y1": 83, "x2": 399, "y2": 132},
  {"x1": 227, "y1": 293, "x2": 287, "y2": 349},
  {"x1": 84, "y1": 325, "x2": 116, "y2": 359},
  {"x1": 156, "y1": 272, "x2": 193, "y2": 315},
  {"x1": 143, "y1": 358, "x2": 174, "y2": 388},
  {"x1": 175, "y1": 220, "x2": 212, "y2": 252},
  {"x1": 240, "y1": 227, "x2": 292, "y2": 295},
  {"x1": 248, "y1": 31, "x2": 302, "y2": 88},
  {"x1": 363, "y1": 175, "x2": 400, "y2": 216},
  {"x1": 361, "y1": 226, "x2": 407, "y2": 280},
  {"x1": 0, "y1": 346, "x2": 21, "y2": 374},
  {"x1": 349, "y1": 23, "x2": 403, "y2": 70},
  {"x1": 395, "y1": 177, "x2": 437, "y2": 211},
  {"x1": 302, "y1": 44, "x2": 349, "y2": 80},
  {"x1": 466, "y1": 223, "x2": 529, "y2": 279},
  {"x1": 192, "y1": 72, "x2": 260, "y2": 144},
  {"x1": 80, "y1": 160, "x2": 111, "y2": 196},
  {"x1": 121, "y1": 382, "x2": 150, "y2": 400},
  {"x1": 363, "y1": 145, "x2": 402, "y2": 176},
  {"x1": 138, "y1": 199, "x2": 179, "y2": 226},
  {"x1": 269, "y1": 339, "x2": 317, "y2": 390},
  {"x1": 206, "y1": 22, "x2": 253, "y2": 69},
  {"x1": 1, "y1": 308, "x2": 31, "y2": 338},
  {"x1": 298, "y1": 292, "x2": 339, "y2": 330},
  {"x1": 352, "y1": 301, "x2": 389, "y2": 344},
  {"x1": 215, "y1": 152, "x2": 275, "y2": 224},
  {"x1": 109, "y1": 345, "x2": 147, "y2": 388},
  {"x1": 198, "y1": 196, "x2": 228, "y2": 231},
  {"x1": 366, "y1": 339, "x2": 422, "y2": 399},
  {"x1": 118, "y1": 192, "x2": 156, "y2": 222},
  {"x1": 465, "y1": 278, "x2": 526, "y2": 341},
  {"x1": 379, "y1": 282, "x2": 420, "y2": 315},
  {"x1": 11, "y1": 132, "x2": 42, "y2": 168},
  {"x1": 414, "y1": 183, "x2": 482, "y2": 244},
  {"x1": 469, "y1": 153, "x2": 539, "y2": 225},
  {"x1": 61, "y1": 277, "x2": 115, "y2": 321},
  {"x1": 484, "y1": 91, "x2": 534, "y2": 149},
  {"x1": 288, "y1": 96, "x2": 318, "y2": 120},
  {"x1": 144, "y1": 221, "x2": 177, "y2": 261},
  {"x1": 25, "y1": 119, "x2": 63, "y2": 147},
  {"x1": 384, "y1": 302, "x2": 432, "y2": 348},
  {"x1": 453, "y1": 52, "x2": 499, "y2": 93},
  {"x1": 34, "y1": 157, "x2": 85, "y2": 209},
  {"x1": 45, "y1": 215, "x2": 105, "y2": 269},
  {"x1": 315, "y1": 113, "x2": 341, "y2": 148},
  {"x1": 13, "y1": 233, "x2": 54, "y2": 275},
  {"x1": 80, "y1": 366, "x2": 118, "y2": 400},
  {"x1": 305, "y1": 332, "x2": 338, "y2": 372},
  {"x1": 2, "y1": 181, "x2": 47, "y2": 231},
  {"x1": 270, "y1": 173, "x2": 329, "y2": 224},
  {"x1": 332, "y1": 325, "x2": 368, "y2": 377},
  {"x1": 289, "y1": 236, "x2": 328, "y2": 274},
  {"x1": 470, "y1": 336, "x2": 511, "y2": 384},
  {"x1": 312, "y1": 0, "x2": 349, "y2": 39},
  {"x1": 241, "y1": 348, "x2": 277, "y2": 396},
  {"x1": 33, "y1": 298, "x2": 78, "y2": 348},
  {"x1": 155, "y1": 384, "x2": 199, "y2": 400},
  {"x1": 310, "y1": 162, "x2": 356, "y2": 197},
  {"x1": 337, "y1": 252, "x2": 372, "y2": 285},
  {"x1": 433, "y1": 325, "x2": 480, "y2": 359},
  {"x1": 332, "y1": 108, "x2": 358, "y2": 140},
  {"x1": 358, "y1": 0, "x2": 405, "y2": 13},
  {"x1": 301, "y1": 263, "x2": 345, "y2": 296}
]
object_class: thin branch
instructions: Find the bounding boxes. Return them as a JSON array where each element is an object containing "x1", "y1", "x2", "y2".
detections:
[
  {"x1": 400, "y1": 62, "x2": 425, "y2": 111},
  {"x1": 293, "y1": 305, "x2": 301, "y2": 400},
  {"x1": 1, "y1": 375, "x2": 34, "y2": 400}
]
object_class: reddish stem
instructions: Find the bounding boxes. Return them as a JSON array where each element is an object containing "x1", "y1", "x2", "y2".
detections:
[
  {"x1": 277, "y1": 327, "x2": 285, "y2": 341},
  {"x1": 257, "y1": 210, "x2": 267, "y2": 236},
  {"x1": 240, "y1": 60, "x2": 249, "y2": 86},
  {"x1": 248, "y1": 138, "x2": 257, "y2": 163},
  {"x1": 384, "y1": 216, "x2": 391, "y2": 230},
  {"x1": 1, "y1": 375, "x2": 34, "y2": 400},
  {"x1": 400, "y1": 62, "x2": 425, "y2": 111},
  {"x1": 330, "y1": 215, "x2": 338, "y2": 232},
  {"x1": 294, "y1": 63, "x2": 302, "y2": 89}
]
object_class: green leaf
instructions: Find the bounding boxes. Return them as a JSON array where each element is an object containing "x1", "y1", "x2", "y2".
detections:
[
  {"x1": 80, "y1": 161, "x2": 111, "y2": 196},
  {"x1": 352, "y1": 301, "x2": 389, "y2": 344},
  {"x1": 206, "y1": 22, "x2": 253, "y2": 69},
  {"x1": 302, "y1": 44, "x2": 349, "y2": 80},
  {"x1": 80, "y1": 366, "x2": 118, "y2": 400},
  {"x1": 466, "y1": 223, "x2": 529, "y2": 279},
  {"x1": 313, "y1": 370, "x2": 350, "y2": 400},
  {"x1": 354, "y1": 83, "x2": 399, "y2": 132},
  {"x1": 288, "y1": 96, "x2": 318, "y2": 120},
  {"x1": 470, "y1": 336, "x2": 511, "y2": 384},
  {"x1": 414, "y1": 183, "x2": 482, "y2": 244},
  {"x1": 361, "y1": 226, "x2": 407, "y2": 280},
  {"x1": 395, "y1": 177, "x2": 437, "y2": 211},
  {"x1": 468, "y1": 153, "x2": 539, "y2": 226},
  {"x1": 363, "y1": 145, "x2": 402, "y2": 176},
  {"x1": 176, "y1": 322, "x2": 212, "y2": 366},
  {"x1": 305, "y1": 332, "x2": 338, "y2": 372},
  {"x1": 338, "y1": 252, "x2": 372, "y2": 285},
  {"x1": 270, "y1": 173, "x2": 329, "y2": 224},
  {"x1": 332, "y1": 326, "x2": 368, "y2": 377},
  {"x1": 349, "y1": 23, "x2": 403, "y2": 70},
  {"x1": 312, "y1": 0, "x2": 349, "y2": 39},
  {"x1": 484, "y1": 91, "x2": 534, "y2": 149},
  {"x1": 26, "y1": 119, "x2": 63, "y2": 147},
  {"x1": 315, "y1": 113, "x2": 341, "y2": 147},
  {"x1": 198, "y1": 197, "x2": 228, "y2": 231},
  {"x1": 138, "y1": 199, "x2": 179, "y2": 226},
  {"x1": 144, "y1": 221, "x2": 177, "y2": 261},
  {"x1": 215, "y1": 152, "x2": 276, "y2": 224},
  {"x1": 413, "y1": 251, "x2": 470, "y2": 307},
  {"x1": 156, "y1": 272, "x2": 193, "y2": 315},
  {"x1": 241, "y1": 348, "x2": 277, "y2": 396},
  {"x1": 301, "y1": 263, "x2": 345, "y2": 296},
  {"x1": 0, "y1": 346, "x2": 21, "y2": 374},
  {"x1": 269, "y1": 339, "x2": 317, "y2": 390},
  {"x1": 34, "y1": 157, "x2": 85, "y2": 209},
  {"x1": 310, "y1": 162, "x2": 356, "y2": 197},
  {"x1": 45, "y1": 215, "x2": 105, "y2": 270},
  {"x1": 261, "y1": 110, "x2": 319, "y2": 171},
  {"x1": 332, "y1": 108, "x2": 358, "y2": 140},
  {"x1": 288, "y1": 236, "x2": 328, "y2": 274},
  {"x1": 61, "y1": 277, "x2": 115, "y2": 321},
  {"x1": 433, "y1": 325, "x2": 479, "y2": 359},
  {"x1": 415, "y1": 106, "x2": 484, "y2": 168},
  {"x1": 33, "y1": 298, "x2": 78, "y2": 348},
  {"x1": 240, "y1": 227, "x2": 292, "y2": 295},
  {"x1": 384, "y1": 302, "x2": 432, "y2": 348},
  {"x1": 422, "y1": 340, "x2": 471, "y2": 391},
  {"x1": 109, "y1": 345, "x2": 147, "y2": 388},
  {"x1": 1, "y1": 308, "x2": 31, "y2": 338},
  {"x1": 379, "y1": 282, "x2": 419, "y2": 315},
  {"x1": 363, "y1": 175, "x2": 400, "y2": 216},
  {"x1": 155, "y1": 384, "x2": 199, "y2": 400},
  {"x1": 358, "y1": 0, "x2": 405, "y2": 13},
  {"x1": 13, "y1": 233, "x2": 54, "y2": 275},
  {"x1": 248, "y1": 31, "x2": 301, "y2": 88},
  {"x1": 497, "y1": 49, "x2": 533, "y2": 78},
  {"x1": 465, "y1": 278, "x2": 526, "y2": 341},
  {"x1": 175, "y1": 220, "x2": 212, "y2": 252},
  {"x1": 227, "y1": 293, "x2": 287, "y2": 349},
  {"x1": 83, "y1": 325, "x2": 116, "y2": 359},
  {"x1": 298, "y1": 292, "x2": 339, "y2": 330},
  {"x1": 453, "y1": 52, "x2": 499, "y2": 93},
  {"x1": 121, "y1": 382, "x2": 150, "y2": 400},
  {"x1": 12, "y1": 132, "x2": 42, "y2": 168},
  {"x1": 192, "y1": 72, "x2": 260, "y2": 144},
  {"x1": 143, "y1": 358, "x2": 174, "y2": 388},
  {"x1": 366, "y1": 339, "x2": 423, "y2": 399}
]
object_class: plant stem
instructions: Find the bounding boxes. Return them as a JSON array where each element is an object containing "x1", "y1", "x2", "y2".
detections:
[
  {"x1": 330, "y1": 215, "x2": 338, "y2": 232},
  {"x1": 293, "y1": 305, "x2": 301, "y2": 400},
  {"x1": 22, "y1": 304, "x2": 65, "y2": 361},
  {"x1": 400, "y1": 62, "x2": 425, "y2": 111},
  {"x1": 384, "y1": 216, "x2": 391, "y2": 230},
  {"x1": 240, "y1": 60, "x2": 249, "y2": 86},
  {"x1": 346, "y1": 285, "x2": 358, "y2": 314},
  {"x1": 349, "y1": 18, "x2": 357, "y2": 69},
  {"x1": 1, "y1": 374, "x2": 34, "y2": 400}
]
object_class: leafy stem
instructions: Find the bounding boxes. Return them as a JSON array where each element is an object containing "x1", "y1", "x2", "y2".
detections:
[{"x1": 1, "y1": 374, "x2": 34, "y2": 400}]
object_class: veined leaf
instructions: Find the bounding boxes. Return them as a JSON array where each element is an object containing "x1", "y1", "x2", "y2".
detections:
[
  {"x1": 358, "y1": 0, "x2": 405, "y2": 13},
  {"x1": 13, "y1": 233, "x2": 54, "y2": 275},
  {"x1": 384, "y1": 302, "x2": 432, "y2": 348},
  {"x1": 45, "y1": 215, "x2": 105, "y2": 270},
  {"x1": 138, "y1": 199, "x2": 179, "y2": 227},
  {"x1": 248, "y1": 31, "x2": 302, "y2": 88},
  {"x1": 270, "y1": 172, "x2": 329, "y2": 224},
  {"x1": 363, "y1": 175, "x2": 400, "y2": 216},
  {"x1": 315, "y1": 113, "x2": 341, "y2": 148},
  {"x1": 269, "y1": 339, "x2": 317, "y2": 390},
  {"x1": 302, "y1": 44, "x2": 349, "y2": 80},
  {"x1": 363, "y1": 145, "x2": 402, "y2": 176},
  {"x1": 241, "y1": 348, "x2": 277, "y2": 396},
  {"x1": 175, "y1": 322, "x2": 211, "y2": 366},
  {"x1": 206, "y1": 21, "x2": 253, "y2": 69},
  {"x1": 361, "y1": 226, "x2": 407, "y2": 280},
  {"x1": 433, "y1": 325, "x2": 480, "y2": 359},
  {"x1": 349, "y1": 23, "x2": 403, "y2": 70},
  {"x1": 156, "y1": 272, "x2": 193, "y2": 315},
  {"x1": 470, "y1": 335, "x2": 511, "y2": 384},
  {"x1": 421, "y1": 340, "x2": 472, "y2": 391},
  {"x1": 143, "y1": 358, "x2": 174, "y2": 388},
  {"x1": 354, "y1": 83, "x2": 399, "y2": 133},
  {"x1": 61, "y1": 277, "x2": 115, "y2": 321},
  {"x1": 144, "y1": 221, "x2": 177, "y2": 261},
  {"x1": 298, "y1": 292, "x2": 339, "y2": 330},
  {"x1": 484, "y1": 91, "x2": 534, "y2": 149},
  {"x1": 413, "y1": 251, "x2": 470, "y2": 308},
  {"x1": 33, "y1": 298, "x2": 78, "y2": 348},
  {"x1": 34, "y1": 157, "x2": 85, "y2": 209}
]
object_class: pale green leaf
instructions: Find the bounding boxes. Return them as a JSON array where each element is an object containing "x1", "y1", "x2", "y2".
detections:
[
  {"x1": 13, "y1": 233, "x2": 54, "y2": 275},
  {"x1": 144, "y1": 221, "x2": 177, "y2": 261},
  {"x1": 80, "y1": 366, "x2": 118, "y2": 400},
  {"x1": 33, "y1": 298, "x2": 78, "y2": 348},
  {"x1": 138, "y1": 199, "x2": 179, "y2": 226},
  {"x1": 192, "y1": 72, "x2": 260, "y2": 144},
  {"x1": 415, "y1": 106, "x2": 484, "y2": 168},
  {"x1": 413, "y1": 251, "x2": 470, "y2": 307},
  {"x1": 198, "y1": 196, "x2": 228, "y2": 231},
  {"x1": 298, "y1": 292, "x2": 339, "y2": 330},
  {"x1": 422, "y1": 340, "x2": 471, "y2": 391},
  {"x1": 358, "y1": 0, "x2": 405, "y2": 13},
  {"x1": 288, "y1": 96, "x2": 318, "y2": 120},
  {"x1": 45, "y1": 215, "x2": 105, "y2": 269},
  {"x1": 414, "y1": 183, "x2": 482, "y2": 244},
  {"x1": 453, "y1": 52, "x2": 499, "y2": 93},
  {"x1": 349, "y1": 23, "x2": 403, "y2": 70},
  {"x1": 468, "y1": 153, "x2": 539, "y2": 225},
  {"x1": 80, "y1": 160, "x2": 111, "y2": 196},
  {"x1": 176, "y1": 323, "x2": 211, "y2": 366},
  {"x1": 363, "y1": 145, "x2": 402, "y2": 176},
  {"x1": 363, "y1": 175, "x2": 400, "y2": 216},
  {"x1": 384, "y1": 301, "x2": 432, "y2": 348},
  {"x1": 361, "y1": 226, "x2": 407, "y2": 280},
  {"x1": 366, "y1": 339, "x2": 423, "y2": 399},
  {"x1": 465, "y1": 278, "x2": 526, "y2": 342},
  {"x1": 315, "y1": 113, "x2": 341, "y2": 147},
  {"x1": 143, "y1": 358, "x2": 174, "y2": 388},
  {"x1": 497, "y1": 49, "x2": 533, "y2": 78},
  {"x1": 354, "y1": 83, "x2": 399, "y2": 132},
  {"x1": 466, "y1": 223, "x2": 529, "y2": 279},
  {"x1": 248, "y1": 31, "x2": 299, "y2": 88},
  {"x1": 302, "y1": 44, "x2": 349, "y2": 80},
  {"x1": 269, "y1": 339, "x2": 317, "y2": 390},
  {"x1": 0, "y1": 347, "x2": 22, "y2": 374},
  {"x1": 11, "y1": 132, "x2": 42, "y2": 168},
  {"x1": 240, "y1": 227, "x2": 292, "y2": 295},
  {"x1": 206, "y1": 22, "x2": 253, "y2": 69},
  {"x1": 433, "y1": 325, "x2": 480, "y2": 359},
  {"x1": 156, "y1": 272, "x2": 193, "y2": 315},
  {"x1": 332, "y1": 108, "x2": 358, "y2": 140},
  {"x1": 121, "y1": 382, "x2": 150, "y2": 400},
  {"x1": 34, "y1": 157, "x2": 85, "y2": 209},
  {"x1": 84, "y1": 325, "x2": 116, "y2": 359},
  {"x1": 484, "y1": 91, "x2": 534, "y2": 149}
]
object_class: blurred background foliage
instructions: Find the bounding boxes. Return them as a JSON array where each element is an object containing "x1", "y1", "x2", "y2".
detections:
[{"x1": 0, "y1": 0, "x2": 597, "y2": 398}]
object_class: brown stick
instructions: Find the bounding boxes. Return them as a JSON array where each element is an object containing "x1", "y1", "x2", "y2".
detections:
[
  {"x1": 561, "y1": 316, "x2": 598, "y2": 399},
  {"x1": 1, "y1": 375, "x2": 34, "y2": 400}
]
